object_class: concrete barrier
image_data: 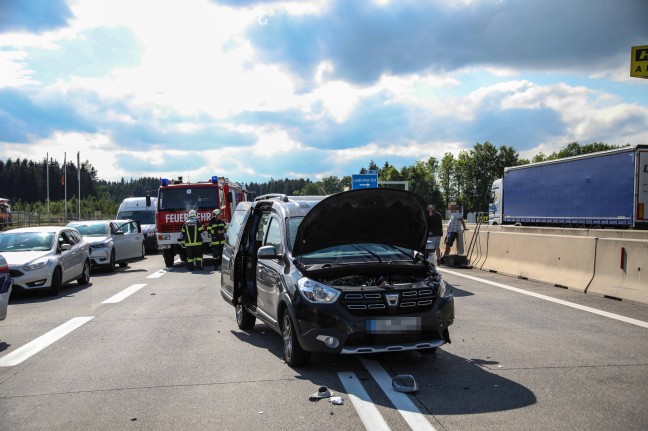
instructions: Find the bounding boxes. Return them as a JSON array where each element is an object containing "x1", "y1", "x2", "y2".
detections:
[
  {"x1": 587, "y1": 239, "x2": 648, "y2": 305},
  {"x1": 479, "y1": 232, "x2": 597, "y2": 292}
]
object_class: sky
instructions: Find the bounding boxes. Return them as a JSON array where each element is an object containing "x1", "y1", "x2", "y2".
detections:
[{"x1": 1, "y1": 0, "x2": 647, "y2": 185}]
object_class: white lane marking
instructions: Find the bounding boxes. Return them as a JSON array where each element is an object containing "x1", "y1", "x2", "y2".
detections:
[
  {"x1": 360, "y1": 358, "x2": 437, "y2": 431},
  {"x1": 438, "y1": 268, "x2": 648, "y2": 329},
  {"x1": 338, "y1": 371, "x2": 391, "y2": 431},
  {"x1": 102, "y1": 284, "x2": 147, "y2": 304},
  {"x1": 147, "y1": 269, "x2": 166, "y2": 279},
  {"x1": 0, "y1": 316, "x2": 95, "y2": 367}
]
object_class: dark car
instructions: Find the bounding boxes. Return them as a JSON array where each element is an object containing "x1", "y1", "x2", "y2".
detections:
[{"x1": 220, "y1": 189, "x2": 454, "y2": 366}]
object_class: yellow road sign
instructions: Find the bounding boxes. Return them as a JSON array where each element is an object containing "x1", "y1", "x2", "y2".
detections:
[{"x1": 631, "y1": 45, "x2": 648, "y2": 78}]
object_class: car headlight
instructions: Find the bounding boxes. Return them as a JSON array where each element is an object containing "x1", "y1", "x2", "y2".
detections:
[
  {"x1": 23, "y1": 261, "x2": 47, "y2": 271},
  {"x1": 298, "y1": 278, "x2": 340, "y2": 303}
]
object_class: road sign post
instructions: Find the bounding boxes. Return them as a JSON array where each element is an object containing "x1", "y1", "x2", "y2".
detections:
[{"x1": 352, "y1": 174, "x2": 378, "y2": 190}]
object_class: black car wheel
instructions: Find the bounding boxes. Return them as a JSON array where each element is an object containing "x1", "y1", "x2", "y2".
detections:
[
  {"x1": 108, "y1": 250, "x2": 116, "y2": 273},
  {"x1": 141, "y1": 243, "x2": 145, "y2": 258},
  {"x1": 48, "y1": 267, "x2": 62, "y2": 296},
  {"x1": 77, "y1": 260, "x2": 90, "y2": 285},
  {"x1": 282, "y1": 309, "x2": 310, "y2": 367},
  {"x1": 236, "y1": 304, "x2": 256, "y2": 330}
]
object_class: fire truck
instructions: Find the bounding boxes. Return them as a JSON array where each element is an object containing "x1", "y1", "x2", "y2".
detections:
[{"x1": 155, "y1": 176, "x2": 250, "y2": 267}]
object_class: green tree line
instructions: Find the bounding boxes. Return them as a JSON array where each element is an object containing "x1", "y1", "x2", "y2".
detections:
[
  {"x1": 1, "y1": 141, "x2": 622, "y2": 217},
  {"x1": 245, "y1": 141, "x2": 622, "y2": 214}
]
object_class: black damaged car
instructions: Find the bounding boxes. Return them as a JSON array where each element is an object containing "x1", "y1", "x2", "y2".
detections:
[{"x1": 220, "y1": 188, "x2": 454, "y2": 366}]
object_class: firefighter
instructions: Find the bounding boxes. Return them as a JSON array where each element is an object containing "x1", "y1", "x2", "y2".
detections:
[
  {"x1": 207, "y1": 209, "x2": 227, "y2": 270},
  {"x1": 181, "y1": 209, "x2": 204, "y2": 270}
]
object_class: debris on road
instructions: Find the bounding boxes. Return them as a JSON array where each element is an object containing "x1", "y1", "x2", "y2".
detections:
[
  {"x1": 309, "y1": 386, "x2": 333, "y2": 401},
  {"x1": 392, "y1": 374, "x2": 418, "y2": 393}
]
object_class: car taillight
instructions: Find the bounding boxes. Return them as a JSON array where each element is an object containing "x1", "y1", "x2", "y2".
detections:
[{"x1": 0, "y1": 264, "x2": 8, "y2": 273}]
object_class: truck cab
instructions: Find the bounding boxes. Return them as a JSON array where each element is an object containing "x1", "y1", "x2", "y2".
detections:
[{"x1": 489, "y1": 178, "x2": 502, "y2": 226}]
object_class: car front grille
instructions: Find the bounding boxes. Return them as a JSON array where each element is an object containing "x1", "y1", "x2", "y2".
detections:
[
  {"x1": 340, "y1": 288, "x2": 436, "y2": 316},
  {"x1": 158, "y1": 223, "x2": 182, "y2": 233}
]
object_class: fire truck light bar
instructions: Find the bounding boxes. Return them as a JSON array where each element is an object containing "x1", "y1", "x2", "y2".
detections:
[
  {"x1": 161, "y1": 178, "x2": 169, "y2": 186},
  {"x1": 211, "y1": 176, "x2": 219, "y2": 184}
]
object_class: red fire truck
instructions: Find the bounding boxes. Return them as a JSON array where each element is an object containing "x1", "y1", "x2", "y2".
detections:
[{"x1": 155, "y1": 176, "x2": 250, "y2": 267}]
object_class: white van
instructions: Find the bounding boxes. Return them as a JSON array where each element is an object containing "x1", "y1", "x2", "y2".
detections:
[{"x1": 116, "y1": 196, "x2": 158, "y2": 253}]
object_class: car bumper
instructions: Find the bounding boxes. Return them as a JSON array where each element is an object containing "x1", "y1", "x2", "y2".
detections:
[
  {"x1": 89, "y1": 248, "x2": 111, "y2": 267},
  {"x1": 292, "y1": 294, "x2": 454, "y2": 355},
  {"x1": 9, "y1": 266, "x2": 53, "y2": 290}
]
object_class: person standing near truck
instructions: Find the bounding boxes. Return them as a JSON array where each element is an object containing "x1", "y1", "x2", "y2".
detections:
[
  {"x1": 440, "y1": 203, "x2": 467, "y2": 264},
  {"x1": 207, "y1": 209, "x2": 227, "y2": 270},
  {"x1": 181, "y1": 210, "x2": 204, "y2": 270},
  {"x1": 426, "y1": 203, "x2": 443, "y2": 264}
]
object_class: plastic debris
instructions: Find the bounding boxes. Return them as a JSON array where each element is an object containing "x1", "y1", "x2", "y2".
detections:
[
  {"x1": 309, "y1": 386, "x2": 333, "y2": 401},
  {"x1": 392, "y1": 374, "x2": 418, "y2": 393},
  {"x1": 328, "y1": 396, "x2": 344, "y2": 405}
]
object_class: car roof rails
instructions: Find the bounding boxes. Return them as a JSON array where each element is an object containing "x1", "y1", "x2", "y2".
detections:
[{"x1": 254, "y1": 193, "x2": 289, "y2": 202}]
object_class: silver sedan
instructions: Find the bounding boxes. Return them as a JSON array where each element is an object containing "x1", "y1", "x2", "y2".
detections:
[
  {"x1": 67, "y1": 220, "x2": 145, "y2": 272},
  {"x1": 0, "y1": 226, "x2": 91, "y2": 296}
]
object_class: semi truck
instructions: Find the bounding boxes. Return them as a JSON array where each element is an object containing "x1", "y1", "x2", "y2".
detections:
[
  {"x1": 489, "y1": 145, "x2": 648, "y2": 229},
  {"x1": 155, "y1": 176, "x2": 250, "y2": 267}
]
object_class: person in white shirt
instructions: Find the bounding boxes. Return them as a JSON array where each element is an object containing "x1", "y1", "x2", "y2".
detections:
[{"x1": 441, "y1": 203, "x2": 467, "y2": 262}]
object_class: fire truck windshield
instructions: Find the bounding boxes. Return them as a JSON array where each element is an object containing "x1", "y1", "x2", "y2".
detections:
[{"x1": 159, "y1": 187, "x2": 219, "y2": 211}]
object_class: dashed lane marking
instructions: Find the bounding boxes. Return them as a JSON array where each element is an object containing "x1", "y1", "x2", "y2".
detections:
[
  {"x1": 0, "y1": 316, "x2": 95, "y2": 367},
  {"x1": 102, "y1": 284, "x2": 147, "y2": 304},
  {"x1": 147, "y1": 269, "x2": 166, "y2": 279},
  {"x1": 438, "y1": 268, "x2": 648, "y2": 329},
  {"x1": 338, "y1": 371, "x2": 391, "y2": 431}
]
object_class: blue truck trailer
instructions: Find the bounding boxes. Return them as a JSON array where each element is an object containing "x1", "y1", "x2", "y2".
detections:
[{"x1": 489, "y1": 145, "x2": 648, "y2": 229}]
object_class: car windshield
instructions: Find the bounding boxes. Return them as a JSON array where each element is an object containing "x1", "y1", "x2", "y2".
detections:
[
  {"x1": 299, "y1": 243, "x2": 415, "y2": 265},
  {"x1": 0, "y1": 232, "x2": 55, "y2": 252},
  {"x1": 70, "y1": 223, "x2": 109, "y2": 237},
  {"x1": 117, "y1": 210, "x2": 155, "y2": 224},
  {"x1": 286, "y1": 216, "x2": 415, "y2": 263},
  {"x1": 159, "y1": 187, "x2": 218, "y2": 210}
]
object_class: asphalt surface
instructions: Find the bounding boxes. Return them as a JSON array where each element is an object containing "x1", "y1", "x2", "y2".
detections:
[{"x1": 1, "y1": 254, "x2": 647, "y2": 431}]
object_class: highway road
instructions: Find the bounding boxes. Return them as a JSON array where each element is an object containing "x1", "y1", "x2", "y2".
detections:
[{"x1": 1, "y1": 254, "x2": 647, "y2": 431}]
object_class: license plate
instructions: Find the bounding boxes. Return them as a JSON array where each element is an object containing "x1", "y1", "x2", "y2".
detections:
[{"x1": 366, "y1": 317, "x2": 421, "y2": 334}]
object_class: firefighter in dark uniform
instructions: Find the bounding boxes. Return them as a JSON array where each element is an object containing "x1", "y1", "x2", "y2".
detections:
[
  {"x1": 207, "y1": 209, "x2": 227, "y2": 270},
  {"x1": 181, "y1": 209, "x2": 204, "y2": 270}
]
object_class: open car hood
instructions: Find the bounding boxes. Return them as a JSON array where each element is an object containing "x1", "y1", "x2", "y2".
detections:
[{"x1": 292, "y1": 188, "x2": 428, "y2": 257}]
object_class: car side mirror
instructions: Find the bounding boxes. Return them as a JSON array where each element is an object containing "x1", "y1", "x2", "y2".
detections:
[
  {"x1": 257, "y1": 245, "x2": 280, "y2": 259},
  {"x1": 60, "y1": 243, "x2": 72, "y2": 252}
]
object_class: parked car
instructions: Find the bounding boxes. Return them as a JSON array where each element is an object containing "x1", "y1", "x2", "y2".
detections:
[
  {"x1": 67, "y1": 220, "x2": 145, "y2": 272},
  {"x1": 0, "y1": 226, "x2": 91, "y2": 296},
  {"x1": 116, "y1": 196, "x2": 158, "y2": 253},
  {"x1": 220, "y1": 189, "x2": 455, "y2": 366},
  {"x1": 0, "y1": 253, "x2": 13, "y2": 320}
]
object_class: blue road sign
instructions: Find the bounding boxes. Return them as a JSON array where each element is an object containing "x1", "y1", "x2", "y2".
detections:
[{"x1": 352, "y1": 174, "x2": 378, "y2": 190}]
